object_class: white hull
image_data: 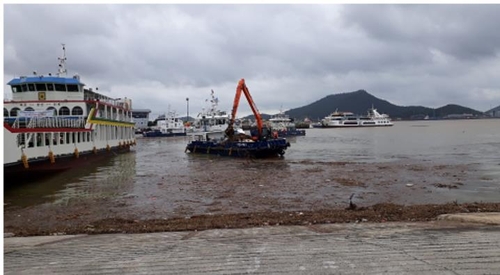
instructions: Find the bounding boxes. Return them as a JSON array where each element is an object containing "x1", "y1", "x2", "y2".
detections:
[
  {"x1": 321, "y1": 120, "x2": 394, "y2": 127},
  {"x1": 4, "y1": 130, "x2": 134, "y2": 165}
]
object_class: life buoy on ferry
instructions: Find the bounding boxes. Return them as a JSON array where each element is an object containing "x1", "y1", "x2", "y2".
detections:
[
  {"x1": 48, "y1": 151, "x2": 55, "y2": 164},
  {"x1": 74, "y1": 148, "x2": 79, "y2": 158},
  {"x1": 21, "y1": 153, "x2": 29, "y2": 169}
]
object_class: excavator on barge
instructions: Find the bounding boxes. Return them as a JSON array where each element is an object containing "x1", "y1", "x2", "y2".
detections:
[{"x1": 185, "y1": 79, "x2": 291, "y2": 158}]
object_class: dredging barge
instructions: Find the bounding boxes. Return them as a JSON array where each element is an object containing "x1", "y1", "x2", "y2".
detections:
[{"x1": 185, "y1": 79, "x2": 291, "y2": 158}]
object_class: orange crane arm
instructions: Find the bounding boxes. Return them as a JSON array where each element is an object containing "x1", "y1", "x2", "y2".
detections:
[{"x1": 227, "y1": 79, "x2": 263, "y2": 137}]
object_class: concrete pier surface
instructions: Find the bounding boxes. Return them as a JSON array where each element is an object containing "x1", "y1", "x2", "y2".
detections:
[{"x1": 4, "y1": 214, "x2": 500, "y2": 275}]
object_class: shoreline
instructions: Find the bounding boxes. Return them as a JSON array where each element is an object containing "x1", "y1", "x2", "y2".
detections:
[{"x1": 5, "y1": 202, "x2": 500, "y2": 237}]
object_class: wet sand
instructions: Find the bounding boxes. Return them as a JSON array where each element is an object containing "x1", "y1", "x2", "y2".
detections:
[{"x1": 5, "y1": 158, "x2": 500, "y2": 237}]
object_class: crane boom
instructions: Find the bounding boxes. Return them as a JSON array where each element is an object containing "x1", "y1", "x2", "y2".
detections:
[{"x1": 225, "y1": 79, "x2": 263, "y2": 139}]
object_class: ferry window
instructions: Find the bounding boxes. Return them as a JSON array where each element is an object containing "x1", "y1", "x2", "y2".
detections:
[
  {"x1": 25, "y1": 107, "x2": 35, "y2": 112},
  {"x1": 17, "y1": 134, "x2": 23, "y2": 147},
  {"x1": 4, "y1": 108, "x2": 8, "y2": 117},
  {"x1": 47, "y1": 83, "x2": 54, "y2": 91},
  {"x1": 11, "y1": 85, "x2": 22, "y2": 93},
  {"x1": 36, "y1": 83, "x2": 47, "y2": 91},
  {"x1": 46, "y1": 107, "x2": 57, "y2": 116},
  {"x1": 59, "y1": 106, "x2": 70, "y2": 116},
  {"x1": 72, "y1": 106, "x2": 83, "y2": 115},
  {"x1": 22, "y1": 84, "x2": 29, "y2": 92},
  {"x1": 133, "y1": 112, "x2": 149, "y2": 118},
  {"x1": 67, "y1": 85, "x2": 79, "y2": 92},
  {"x1": 55, "y1": 84, "x2": 66, "y2": 91},
  {"x1": 28, "y1": 84, "x2": 35, "y2": 91},
  {"x1": 10, "y1": 108, "x2": 20, "y2": 117}
]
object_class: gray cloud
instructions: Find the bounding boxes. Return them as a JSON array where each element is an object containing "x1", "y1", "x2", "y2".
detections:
[
  {"x1": 4, "y1": 4, "x2": 500, "y2": 118},
  {"x1": 341, "y1": 5, "x2": 500, "y2": 61}
]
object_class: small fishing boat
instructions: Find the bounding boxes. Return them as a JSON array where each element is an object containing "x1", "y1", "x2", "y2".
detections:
[
  {"x1": 190, "y1": 90, "x2": 230, "y2": 133},
  {"x1": 142, "y1": 111, "x2": 187, "y2": 137},
  {"x1": 185, "y1": 79, "x2": 291, "y2": 158},
  {"x1": 268, "y1": 109, "x2": 306, "y2": 137}
]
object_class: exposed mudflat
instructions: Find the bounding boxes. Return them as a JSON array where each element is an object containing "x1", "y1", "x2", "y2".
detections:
[{"x1": 5, "y1": 158, "x2": 500, "y2": 237}]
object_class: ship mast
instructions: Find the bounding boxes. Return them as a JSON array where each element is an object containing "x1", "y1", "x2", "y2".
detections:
[
  {"x1": 57, "y1": 43, "x2": 67, "y2": 77},
  {"x1": 210, "y1": 89, "x2": 218, "y2": 114}
]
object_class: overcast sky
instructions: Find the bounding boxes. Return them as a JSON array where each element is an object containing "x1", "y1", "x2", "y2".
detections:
[{"x1": 4, "y1": 4, "x2": 500, "y2": 118}]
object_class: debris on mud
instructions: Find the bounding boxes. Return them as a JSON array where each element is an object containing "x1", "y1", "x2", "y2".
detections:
[
  {"x1": 5, "y1": 159, "x2": 499, "y2": 237},
  {"x1": 5, "y1": 202, "x2": 500, "y2": 237}
]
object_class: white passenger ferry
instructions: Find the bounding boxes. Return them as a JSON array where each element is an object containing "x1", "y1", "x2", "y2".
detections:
[
  {"x1": 321, "y1": 107, "x2": 394, "y2": 128},
  {"x1": 3, "y1": 45, "x2": 136, "y2": 180}
]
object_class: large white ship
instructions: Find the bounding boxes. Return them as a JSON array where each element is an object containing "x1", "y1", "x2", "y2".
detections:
[
  {"x1": 3, "y1": 45, "x2": 136, "y2": 181},
  {"x1": 321, "y1": 107, "x2": 394, "y2": 128}
]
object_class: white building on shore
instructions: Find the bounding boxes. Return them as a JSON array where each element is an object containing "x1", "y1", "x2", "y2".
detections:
[{"x1": 132, "y1": 109, "x2": 152, "y2": 132}]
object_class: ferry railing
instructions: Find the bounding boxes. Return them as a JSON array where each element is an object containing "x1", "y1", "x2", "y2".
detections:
[
  {"x1": 23, "y1": 116, "x2": 87, "y2": 129},
  {"x1": 12, "y1": 117, "x2": 20, "y2": 129}
]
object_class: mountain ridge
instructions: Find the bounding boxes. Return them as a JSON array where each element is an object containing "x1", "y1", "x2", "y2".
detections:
[{"x1": 244, "y1": 90, "x2": 485, "y2": 121}]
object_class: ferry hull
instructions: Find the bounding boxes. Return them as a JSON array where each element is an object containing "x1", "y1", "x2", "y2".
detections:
[
  {"x1": 4, "y1": 146, "x2": 131, "y2": 183},
  {"x1": 185, "y1": 139, "x2": 290, "y2": 158}
]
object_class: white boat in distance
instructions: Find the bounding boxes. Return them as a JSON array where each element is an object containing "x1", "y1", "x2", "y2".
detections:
[
  {"x1": 142, "y1": 110, "x2": 186, "y2": 137},
  {"x1": 268, "y1": 108, "x2": 306, "y2": 137},
  {"x1": 321, "y1": 106, "x2": 394, "y2": 128}
]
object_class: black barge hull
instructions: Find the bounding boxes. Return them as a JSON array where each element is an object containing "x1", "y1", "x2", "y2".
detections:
[{"x1": 185, "y1": 139, "x2": 290, "y2": 158}]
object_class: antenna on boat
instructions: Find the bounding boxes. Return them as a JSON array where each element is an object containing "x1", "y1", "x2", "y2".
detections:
[{"x1": 57, "y1": 43, "x2": 67, "y2": 77}]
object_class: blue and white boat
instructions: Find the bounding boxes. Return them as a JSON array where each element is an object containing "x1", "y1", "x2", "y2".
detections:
[
  {"x1": 268, "y1": 109, "x2": 306, "y2": 137},
  {"x1": 189, "y1": 90, "x2": 230, "y2": 134},
  {"x1": 3, "y1": 44, "x2": 136, "y2": 181},
  {"x1": 142, "y1": 111, "x2": 187, "y2": 137}
]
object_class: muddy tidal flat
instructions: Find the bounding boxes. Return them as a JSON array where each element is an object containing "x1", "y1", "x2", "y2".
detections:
[{"x1": 4, "y1": 120, "x2": 500, "y2": 236}]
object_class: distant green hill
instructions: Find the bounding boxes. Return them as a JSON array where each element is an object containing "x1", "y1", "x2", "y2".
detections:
[{"x1": 242, "y1": 90, "x2": 483, "y2": 121}]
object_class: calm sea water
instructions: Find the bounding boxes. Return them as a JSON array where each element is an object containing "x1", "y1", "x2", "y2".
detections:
[{"x1": 4, "y1": 119, "x2": 500, "y2": 208}]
